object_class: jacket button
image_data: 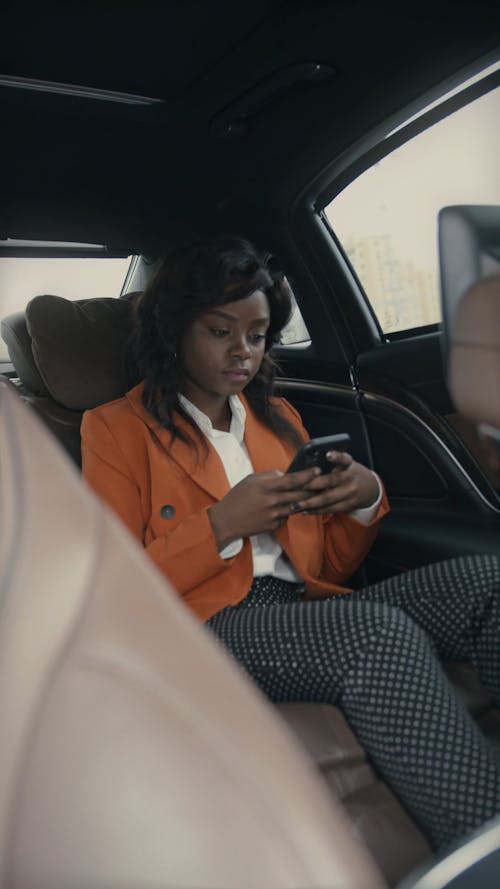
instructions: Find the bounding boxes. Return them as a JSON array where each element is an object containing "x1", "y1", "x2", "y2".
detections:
[{"x1": 160, "y1": 504, "x2": 176, "y2": 519}]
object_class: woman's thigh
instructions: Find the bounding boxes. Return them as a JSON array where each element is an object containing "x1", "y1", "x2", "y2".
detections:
[
  {"x1": 207, "y1": 594, "x2": 430, "y2": 704},
  {"x1": 207, "y1": 590, "x2": 500, "y2": 850}
]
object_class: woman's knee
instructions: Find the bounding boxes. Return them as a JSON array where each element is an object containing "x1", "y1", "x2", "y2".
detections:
[
  {"x1": 446, "y1": 553, "x2": 500, "y2": 609},
  {"x1": 469, "y1": 552, "x2": 500, "y2": 585},
  {"x1": 374, "y1": 603, "x2": 425, "y2": 641},
  {"x1": 341, "y1": 601, "x2": 429, "y2": 655},
  {"x1": 444, "y1": 553, "x2": 500, "y2": 585}
]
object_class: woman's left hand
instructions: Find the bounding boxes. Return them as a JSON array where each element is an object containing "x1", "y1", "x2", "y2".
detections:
[{"x1": 292, "y1": 450, "x2": 379, "y2": 515}]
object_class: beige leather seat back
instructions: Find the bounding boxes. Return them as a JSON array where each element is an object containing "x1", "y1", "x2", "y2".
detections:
[
  {"x1": 0, "y1": 380, "x2": 385, "y2": 889},
  {"x1": 449, "y1": 274, "x2": 500, "y2": 437}
]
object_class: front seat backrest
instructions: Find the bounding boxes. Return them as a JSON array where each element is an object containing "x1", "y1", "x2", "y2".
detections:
[
  {"x1": 449, "y1": 274, "x2": 500, "y2": 435},
  {"x1": 439, "y1": 204, "x2": 500, "y2": 368},
  {"x1": 0, "y1": 379, "x2": 385, "y2": 889}
]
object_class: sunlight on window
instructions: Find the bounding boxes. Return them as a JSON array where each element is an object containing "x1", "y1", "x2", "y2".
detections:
[{"x1": 324, "y1": 86, "x2": 500, "y2": 333}]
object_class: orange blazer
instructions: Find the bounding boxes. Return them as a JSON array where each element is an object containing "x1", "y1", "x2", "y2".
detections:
[{"x1": 81, "y1": 383, "x2": 390, "y2": 620}]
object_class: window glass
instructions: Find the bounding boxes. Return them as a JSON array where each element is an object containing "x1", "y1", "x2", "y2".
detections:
[
  {"x1": 280, "y1": 291, "x2": 311, "y2": 348},
  {"x1": 0, "y1": 255, "x2": 132, "y2": 360},
  {"x1": 324, "y1": 84, "x2": 500, "y2": 334},
  {"x1": 0, "y1": 254, "x2": 310, "y2": 360}
]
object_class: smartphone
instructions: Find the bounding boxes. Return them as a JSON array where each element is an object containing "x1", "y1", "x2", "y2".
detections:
[{"x1": 286, "y1": 433, "x2": 352, "y2": 475}]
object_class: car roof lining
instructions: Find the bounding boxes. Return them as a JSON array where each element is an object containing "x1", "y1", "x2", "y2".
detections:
[{"x1": 1, "y1": 2, "x2": 500, "y2": 251}]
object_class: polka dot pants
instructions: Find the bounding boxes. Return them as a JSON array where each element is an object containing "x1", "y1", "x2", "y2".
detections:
[{"x1": 206, "y1": 554, "x2": 500, "y2": 851}]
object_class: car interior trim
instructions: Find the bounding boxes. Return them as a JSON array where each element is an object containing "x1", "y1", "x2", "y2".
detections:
[
  {"x1": 0, "y1": 74, "x2": 164, "y2": 105},
  {"x1": 398, "y1": 818, "x2": 500, "y2": 889},
  {"x1": 363, "y1": 390, "x2": 500, "y2": 515},
  {"x1": 278, "y1": 378, "x2": 500, "y2": 515},
  {"x1": 312, "y1": 65, "x2": 500, "y2": 213}
]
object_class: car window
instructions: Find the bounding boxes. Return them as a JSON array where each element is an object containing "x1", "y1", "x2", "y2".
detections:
[
  {"x1": 323, "y1": 82, "x2": 500, "y2": 336},
  {"x1": 280, "y1": 288, "x2": 311, "y2": 348},
  {"x1": 0, "y1": 255, "x2": 132, "y2": 360},
  {"x1": 0, "y1": 253, "x2": 310, "y2": 361}
]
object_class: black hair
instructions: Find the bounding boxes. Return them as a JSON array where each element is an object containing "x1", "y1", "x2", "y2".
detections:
[{"x1": 127, "y1": 235, "x2": 303, "y2": 452}]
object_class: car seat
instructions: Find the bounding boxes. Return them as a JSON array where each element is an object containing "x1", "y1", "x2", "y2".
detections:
[
  {"x1": 0, "y1": 378, "x2": 387, "y2": 889},
  {"x1": 439, "y1": 205, "x2": 500, "y2": 488},
  {"x1": 0, "y1": 293, "x2": 139, "y2": 466},
  {"x1": 448, "y1": 273, "x2": 500, "y2": 438},
  {"x1": 3, "y1": 290, "x2": 500, "y2": 885}
]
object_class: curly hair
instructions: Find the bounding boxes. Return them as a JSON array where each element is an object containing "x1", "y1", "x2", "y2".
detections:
[{"x1": 127, "y1": 235, "x2": 303, "y2": 453}]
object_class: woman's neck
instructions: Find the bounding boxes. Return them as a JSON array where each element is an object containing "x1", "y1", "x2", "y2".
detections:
[
  {"x1": 213, "y1": 404, "x2": 232, "y2": 432},
  {"x1": 181, "y1": 389, "x2": 232, "y2": 432}
]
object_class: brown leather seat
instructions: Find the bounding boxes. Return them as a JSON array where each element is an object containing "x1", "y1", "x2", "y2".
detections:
[
  {"x1": 1, "y1": 294, "x2": 139, "y2": 466},
  {"x1": 3, "y1": 292, "x2": 500, "y2": 885},
  {"x1": 0, "y1": 378, "x2": 386, "y2": 889}
]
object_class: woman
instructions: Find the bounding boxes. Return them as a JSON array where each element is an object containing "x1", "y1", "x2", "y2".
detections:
[{"x1": 81, "y1": 235, "x2": 500, "y2": 851}]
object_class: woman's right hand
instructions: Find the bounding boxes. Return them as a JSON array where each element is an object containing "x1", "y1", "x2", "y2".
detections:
[{"x1": 208, "y1": 466, "x2": 320, "y2": 551}]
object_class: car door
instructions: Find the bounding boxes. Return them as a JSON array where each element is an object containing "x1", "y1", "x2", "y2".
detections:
[{"x1": 267, "y1": 64, "x2": 500, "y2": 583}]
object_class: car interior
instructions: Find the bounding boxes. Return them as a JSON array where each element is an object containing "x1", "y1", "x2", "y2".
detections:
[
  {"x1": 0, "y1": 375, "x2": 390, "y2": 889},
  {"x1": 1, "y1": 2, "x2": 500, "y2": 887}
]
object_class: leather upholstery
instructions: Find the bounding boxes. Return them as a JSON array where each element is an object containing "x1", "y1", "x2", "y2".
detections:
[
  {"x1": 439, "y1": 205, "x2": 500, "y2": 364},
  {"x1": 449, "y1": 275, "x2": 500, "y2": 430},
  {"x1": 277, "y1": 702, "x2": 431, "y2": 886},
  {"x1": 1, "y1": 293, "x2": 139, "y2": 468},
  {"x1": 3, "y1": 291, "x2": 500, "y2": 885},
  {"x1": 0, "y1": 379, "x2": 386, "y2": 889},
  {"x1": 26, "y1": 294, "x2": 136, "y2": 410}
]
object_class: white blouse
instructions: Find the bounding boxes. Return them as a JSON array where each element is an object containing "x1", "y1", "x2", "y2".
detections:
[{"x1": 179, "y1": 393, "x2": 381, "y2": 582}]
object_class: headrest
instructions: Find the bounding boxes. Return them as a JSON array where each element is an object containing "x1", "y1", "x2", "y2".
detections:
[
  {"x1": 449, "y1": 275, "x2": 500, "y2": 429},
  {"x1": 25, "y1": 294, "x2": 136, "y2": 410},
  {"x1": 439, "y1": 205, "x2": 500, "y2": 363}
]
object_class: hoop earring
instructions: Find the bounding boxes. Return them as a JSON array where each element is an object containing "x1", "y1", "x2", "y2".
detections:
[{"x1": 164, "y1": 350, "x2": 177, "y2": 371}]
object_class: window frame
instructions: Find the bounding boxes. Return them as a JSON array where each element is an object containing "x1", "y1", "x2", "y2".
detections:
[
  {"x1": 312, "y1": 66, "x2": 500, "y2": 342},
  {"x1": 315, "y1": 67, "x2": 500, "y2": 214}
]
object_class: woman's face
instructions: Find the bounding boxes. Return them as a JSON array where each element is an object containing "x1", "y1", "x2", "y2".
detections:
[{"x1": 179, "y1": 289, "x2": 270, "y2": 415}]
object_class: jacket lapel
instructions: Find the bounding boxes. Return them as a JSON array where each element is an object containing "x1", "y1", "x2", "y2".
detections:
[
  {"x1": 242, "y1": 394, "x2": 295, "y2": 474},
  {"x1": 126, "y1": 385, "x2": 296, "y2": 500},
  {"x1": 126, "y1": 384, "x2": 230, "y2": 501}
]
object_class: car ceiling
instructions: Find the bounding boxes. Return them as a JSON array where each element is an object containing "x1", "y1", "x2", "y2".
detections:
[{"x1": 1, "y1": 1, "x2": 500, "y2": 252}]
